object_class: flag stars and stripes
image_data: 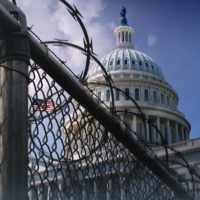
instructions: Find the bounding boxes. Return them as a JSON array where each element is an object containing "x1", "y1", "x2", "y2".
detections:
[{"x1": 32, "y1": 98, "x2": 54, "y2": 112}]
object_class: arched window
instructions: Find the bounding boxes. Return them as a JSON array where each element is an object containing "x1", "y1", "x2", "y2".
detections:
[
  {"x1": 135, "y1": 88, "x2": 139, "y2": 100},
  {"x1": 153, "y1": 91, "x2": 157, "y2": 103},
  {"x1": 132, "y1": 60, "x2": 135, "y2": 65},
  {"x1": 129, "y1": 33, "x2": 131, "y2": 43},
  {"x1": 139, "y1": 61, "x2": 142, "y2": 66},
  {"x1": 124, "y1": 59, "x2": 128, "y2": 65},
  {"x1": 167, "y1": 96, "x2": 169, "y2": 106},
  {"x1": 161, "y1": 93, "x2": 164, "y2": 104},
  {"x1": 117, "y1": 59, "x2": 120, "y2": 65},
  {"x1": 106, "y1": 90, "x2": 110, "y2": 102},
  {"x1": 144, "y1": 89, "x2": 148, "y2": 101},
  {"x1": 116, "y1": 88, "x2": 120, "y2": 101},
  {"x1": 98, "y1": 91, "x2": 101, "y2": 100},
  {"x1": 110, "y1": 60, "x2": 113, "y2": 66},
  {"x1": 118, "y1": 33, "x2": 120, "y2": 43},
  {"x1": 125, "y1": 88, "x2": 129, "y2": 100}
]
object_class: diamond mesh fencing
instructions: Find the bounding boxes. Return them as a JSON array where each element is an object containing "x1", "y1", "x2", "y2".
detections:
[
  {"x1": 25, "y1": 1, "x2": 200, "y2": 200},
  {"x1": 0, "y1": 0, "x2": 198, "y2": 199},
  {"x1": 28, "y1": 62, "x2": 173, "y2": 200},
  {"x1": 0, "y1": 0, "x2": 200, "y2": 200}
]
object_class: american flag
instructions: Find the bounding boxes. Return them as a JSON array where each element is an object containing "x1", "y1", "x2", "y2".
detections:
[{"x1": 32, "y1": 98, "x2": 54, "y2": 112}]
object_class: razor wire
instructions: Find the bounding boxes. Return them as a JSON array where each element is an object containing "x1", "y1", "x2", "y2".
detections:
[
  {"x1": 26, "y1": 0, "x2": 200, "y2": 199},
  {"x1": 28, "y1": 62, "x2": 174, "y2": 200}
]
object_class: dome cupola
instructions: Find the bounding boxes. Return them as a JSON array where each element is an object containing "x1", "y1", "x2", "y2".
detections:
[{"x1": 114, "y1": 6, "x2": 134, "y2": 50}]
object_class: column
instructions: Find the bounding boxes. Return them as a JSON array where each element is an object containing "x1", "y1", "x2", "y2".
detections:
[
  {"x1": 94, "y1": 181, "x2": 97, "y2": 199},
  {"x1": 175, "y1": 122, "x2": 179, "y2": 142},
  {"x1": 181, "y1": 126, "x2": 184, "y2": 141},
  {"x1": 120, "y1": 114, "x2": 124, "y2": 125},
  {"x1": 120, "y1": 30, "x2": 122, "y2": 43},
  {"x1": 120, "y1": 176, "x2": 125, "y2": 200},
  {"x1": 132, "y1": 115, "x2": 137, "y2": 139},
  {"x1": 106, "y1": 179, "x2": 112, "y2": 200},
  {"x1": 161, "y1": 122, "x2": 165, "y2": 142},
  {"x1": 58, "y1": 181, "x2": 69, "y2": 200},
  {"x1": 156, "y1": 117, "x2": 160, "y2": 143},
  {"x1": 145, "y1": 115, "x2": 149, "y2": 142},
  {"x1": 130, "y1": 85, "x2": 134, "y2": 98},
  {"x1": 141, "y1": 86, "x2": 144, "y2": 101},
  {"x1": 38, "y1": 184, "x2": 44, "y2": 200},
  {"x1": 130, "y1": 33, "x2": 132, "y2": 43},
  {"x1": 185, "y1": 128, "x2": 188, "y2": 140},
  {"x1": 77, "y1": 129, "x2": 82, "y2": 151},
  {"x1": 28, "y1": 161, "x2": 35, "y2": 200},
  {"x1": 153, "y1": 120, "x2": 157, "y2": 143},
  {"x1": 28, "y1": 187, "x2": 34, "y2": 200},
  {"x1": 149, "y1": 88, "x2": 153, "y2": 102},
  {"x1": 150, "y1": 118, "x2": 156, "y2": 143},
  {"x1": 167, "y1": 119, "x2": 172, "y2": 144},
  {"x1": 185, "y1": 129, "x2": 189, "y2": 140},
  {"x1": 47, "y1": 186, "x2": 51, "y2": 200},
  {"x1": 141, "y1": 121, "x2": 145, "y2": 140},
  {"x1": 81, "y1": 180, "x2": 87, "y2": 200}
]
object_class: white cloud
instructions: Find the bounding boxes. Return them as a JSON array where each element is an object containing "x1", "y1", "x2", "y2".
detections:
[
  {"x1": 147, "y1": 33, "x2": 157, "y2": 46},
  {"x1": 107, "y1": 22, "x2": 117, "y2": 31},
  {"x1": 17, "y1": 0, "x2": 114, "y2": 70}
]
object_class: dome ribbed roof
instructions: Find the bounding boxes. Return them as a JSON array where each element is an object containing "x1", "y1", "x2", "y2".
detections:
[
  {"x1": 89, "y1": 25, "x2": 165, "y2": 81},
  {"x1": 89, "y1": 48, "x2": 165, "y2": 81}
]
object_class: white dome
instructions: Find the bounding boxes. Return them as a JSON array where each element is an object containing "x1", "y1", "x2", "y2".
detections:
[
  {"x1": 87, "y1": 24, "x2": 190, "y2": 144},
  {"x1": 89, "y1": 48, "x2": 165, "y2": 81},
  {"x1": 89, "y1": 25, "x2": 165, "y2": 83}
]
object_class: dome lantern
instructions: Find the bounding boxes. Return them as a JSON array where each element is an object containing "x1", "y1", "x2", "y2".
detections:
[{"x1": 114, "y1": 7, "x2": 134, "y2": 49}]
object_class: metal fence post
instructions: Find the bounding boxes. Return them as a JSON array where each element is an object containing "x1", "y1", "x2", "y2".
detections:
[{"x1": 0, "y1": 2, "x2": 29, "y2": 199}]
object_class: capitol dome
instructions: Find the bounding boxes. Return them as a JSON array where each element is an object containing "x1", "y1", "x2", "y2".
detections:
[
  {"x1": 89, "y1": 48, "x2": 165, "y2": 81},
  {"x1": 88, "y1": 13, "x2": 191, "y2": 145},
  {"x1": 89, "y1": 26, "x2": 165, "y2": 83}
]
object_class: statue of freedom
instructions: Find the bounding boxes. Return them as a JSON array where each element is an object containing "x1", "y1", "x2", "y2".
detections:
[
  {"x1": 120, "y1": 6, "x2": 128, "y2": 25},
  {"x1": 120, "y1": 6, "x2": 126, "y2": 18}
]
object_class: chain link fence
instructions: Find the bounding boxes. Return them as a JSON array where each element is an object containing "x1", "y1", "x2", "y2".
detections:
[{"x1": 0, "y1": 0, "x2": 199, "y2": 199}]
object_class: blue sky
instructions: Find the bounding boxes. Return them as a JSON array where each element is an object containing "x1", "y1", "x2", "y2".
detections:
[{"x1": 17, "y1": 0, "x2": 200, "y2": 139}]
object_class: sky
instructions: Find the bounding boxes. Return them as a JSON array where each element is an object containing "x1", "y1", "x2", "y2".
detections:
[{"x1": 15, "y1": 0, "x2": 200, "y2": 139}]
